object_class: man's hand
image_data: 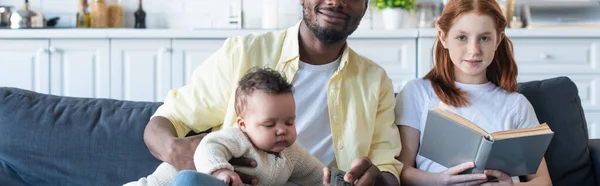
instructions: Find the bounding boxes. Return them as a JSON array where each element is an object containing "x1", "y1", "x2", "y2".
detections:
[
  {"x1": 165, "y1": 133, "x2": 207, "y2": 171},
  {"x1": 343, "y1": 157, "x2": 387, "y2": 186},
  {"x1": 212, "y1": 169, "x2": 244, "y2": 186},
  {"x1": 229, "y1": 156, "x2": 259, "y2": 185},
  {"x1": 323, "y1": 167, "x2": 332, "y2": 185},
  {"x1": 322, "y1": 167, "x2": 351, "y2": 186}
]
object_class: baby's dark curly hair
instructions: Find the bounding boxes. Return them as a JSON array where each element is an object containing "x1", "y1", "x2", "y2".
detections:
[{"x1": 234, "y1": 67, "x2": 293, "y2": 116}]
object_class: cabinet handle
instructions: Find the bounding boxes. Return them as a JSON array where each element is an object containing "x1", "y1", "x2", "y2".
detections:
[
  {"x1": 48, "y1": 46, "x2": 57, "y2": 53},
  {"x1": 159, "y1": 47, "x2": 172, "y2": 53},
  {"x1": 37, "y1": 48, "x2": 49, "y2": 54},
  {"x1": 540, "y1": 53, "x2": 550, "y2": 59}
]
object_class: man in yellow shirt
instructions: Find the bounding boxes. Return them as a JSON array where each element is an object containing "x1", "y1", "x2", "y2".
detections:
[{"x1": 141, "y1": 0, "x2": 402, "y2": 185}]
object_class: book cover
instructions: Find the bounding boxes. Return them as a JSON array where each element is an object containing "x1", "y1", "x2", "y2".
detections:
[{"x1": 418, "y1": 108, "x2": 554, "y2": 176}]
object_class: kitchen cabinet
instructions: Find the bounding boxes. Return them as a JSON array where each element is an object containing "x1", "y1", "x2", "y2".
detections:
[
  {"x1": 110, "y1": 39, "x2": 172, "y2": 102},
  {"x1": 348, "y1": 39, "x2": 417, "y2": 92},
  {"x1": 109, "y1": 39, "x2": 225, "y2": 102},
  {"x1": 417, "y1": 37, "x2": 436, "y2": 77},
  {"x1": 587, "y1": 112, "x2": 600, "y2": 139},
  {"x1": 511, "y1": 39, "x2": 600, "y2": 74},
  {"x1": 0, "y1": 40, "x2": 50, "y2": 94},
  {"x1": 49, "y1": 39, "x2": 110, "y2": 99},
  {"x1": 171, "y1": 39, "x2": 225, "y2": 89}
]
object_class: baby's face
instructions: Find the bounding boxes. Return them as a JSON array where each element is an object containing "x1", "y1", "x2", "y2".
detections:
[{"x1": 238, "y1": 90, "x2": 296, "y2": 154}]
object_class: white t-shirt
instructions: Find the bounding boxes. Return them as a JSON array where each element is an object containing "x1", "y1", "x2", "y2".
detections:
[
  {"x1": 394, "y1": 78, "x2": 540, "y2": 172},
  {"x1": 292, "y1": 58, "x2": 341, "y2": 167},
  {"x1": 284, "y1": 59, "x2": 340, "y2": 186}
]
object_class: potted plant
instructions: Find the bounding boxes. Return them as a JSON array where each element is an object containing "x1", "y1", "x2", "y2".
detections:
[{"x1": 374, "y1": 0, "x2": 416, "y2": 30}]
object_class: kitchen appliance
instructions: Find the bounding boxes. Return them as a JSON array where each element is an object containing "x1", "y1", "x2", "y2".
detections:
[
  {"x1": 228, "y1": 0, "x2": 243, "y2": 29},
  {"x1": 521, "y1": 0, "x2": 600, "y2": 28},
  {"x1": 10, "y1": 0, "x2": 45, "y2": 28},
  {"x1": 0, "y1": 6, "x2": 13, "y2": 27}
]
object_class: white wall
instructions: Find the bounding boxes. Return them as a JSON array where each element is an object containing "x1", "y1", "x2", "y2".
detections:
[{"x1": 0, "y1": 0, "x2": 431, "y2": 29}]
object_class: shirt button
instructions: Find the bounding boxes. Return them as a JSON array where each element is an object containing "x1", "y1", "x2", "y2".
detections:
[
  {"x1": 330, "y1": 85, "x2": 335, "y2": 91},
  {"x1": 338, "y1": 141, "x2": 344, "y2": 150},
  {"x1": 333, "y1": 115, "x2": 337, "y2": 120}
]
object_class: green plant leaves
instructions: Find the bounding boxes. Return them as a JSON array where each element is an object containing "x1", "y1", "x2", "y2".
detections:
[{"x1": 373, "y1": 0, "x2": 416, "y2": 10}]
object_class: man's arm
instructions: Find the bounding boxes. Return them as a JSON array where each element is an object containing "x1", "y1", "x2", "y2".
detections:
[
  {"x1": 369, "y1": 75, "x2": 403, "y2": 184},
  {"x1": 144, "y1": 116, "x2": 206, "y2": 171},
  {"x1": 143, "y1": 36, "x2": 240, "y2": 171},
  {"x1": 345, "y1": 75, "x2": 402, "y2": 186},
  {"x1": 144, "y1": 116, "x2": 177, "y2": 161}
]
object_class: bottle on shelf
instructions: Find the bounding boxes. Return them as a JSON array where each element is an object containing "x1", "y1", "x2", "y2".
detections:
[
  {"x1": 134, "y1": 0, "x2": 146, "y2": 28},
  {"x1": 76, "y1": 0, "x2": 91, "y2": 28}
]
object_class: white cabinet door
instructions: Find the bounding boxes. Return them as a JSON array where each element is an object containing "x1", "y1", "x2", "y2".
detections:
[
  {"x1": 171, "y1": 39, "x2": 224, "y2": 89},
  {"x1": 517, "y1": 74, "x2": 600, "y2": 112},
  {"x1": 0, "y1": 40, "x2": 50, "y2": 93},
  {"x1": 348, "y1": 39, "x2": 417, "y2": 92},
  {"x1": 417, "y1": 37, "x2": 436, "y2": 78},
  {"x1": 49, "y1": 40, "x2": 110, "y2": 98},
  {"x1": 111, "y1": 39, "x2": 172, "y2": 102},
  {"x1": 586, "y1": 112, "x2": 600, "y2": 139},
  {"x1": 511, "y1": 39, "x2": 600, "y2": 74}
]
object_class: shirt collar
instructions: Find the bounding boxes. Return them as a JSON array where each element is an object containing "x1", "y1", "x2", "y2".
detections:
[{"x1": 279, "y1": 21, "x2": 351, "y2": 72}]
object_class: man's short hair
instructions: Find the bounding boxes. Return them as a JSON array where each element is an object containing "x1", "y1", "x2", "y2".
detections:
[{"x1": 234, "y1": 67, "x2": 293, "y2": 116}]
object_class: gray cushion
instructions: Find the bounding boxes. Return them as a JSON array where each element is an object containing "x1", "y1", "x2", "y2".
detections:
[
  {"x1": 0, "y1": 87, "x2": 163, "y2": 186},
  {"x1": 518, "y1": 76, "x2": 596, "y2": 186}
]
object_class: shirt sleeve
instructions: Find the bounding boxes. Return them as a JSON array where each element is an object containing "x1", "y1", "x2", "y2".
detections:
[
  {"x1": 288, "y1": 143, "x2": 325, "y2": 186},
  {"x1": 395, "y1": 79, "x2": 426, "y2": 131},
  {"x1": 151, "y1": 37, "x2": 240, "y2": 137},
  {"x1": 193, "y1": 128, "x2": 249, "y2": 174},
  {"x1": 515, "y1": 94, "x2": 541, "y2": 129},
  {"x1": 369, "y1": 75, "x2": 403, "y2": 182}
]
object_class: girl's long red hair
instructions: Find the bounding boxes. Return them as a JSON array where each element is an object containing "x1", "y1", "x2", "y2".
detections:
[{"x1": 424, "y1": 0, "x2": 518, "y2": 107}]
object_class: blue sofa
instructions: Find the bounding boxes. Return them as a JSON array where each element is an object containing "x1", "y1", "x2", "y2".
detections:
[{"x1": 0, "y1": 76, "x2": 598, "y2": 186}]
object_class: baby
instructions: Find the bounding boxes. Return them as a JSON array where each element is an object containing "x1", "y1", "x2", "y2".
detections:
[{"x1": 193, "y1": 67, "x2": 325, "y2": 186}]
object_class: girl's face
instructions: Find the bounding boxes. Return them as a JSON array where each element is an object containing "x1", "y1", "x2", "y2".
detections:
[{"x1": 439, "y1": 12, "x2": 503, "y2": 83}]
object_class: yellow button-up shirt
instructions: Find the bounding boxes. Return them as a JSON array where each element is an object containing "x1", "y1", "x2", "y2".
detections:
[{"x1": 152, "y1": 22, "x2": 403, "y2": 181}]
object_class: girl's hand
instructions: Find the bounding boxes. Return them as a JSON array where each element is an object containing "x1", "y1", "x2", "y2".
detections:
[
  {"x1": 438, "y1": 162, "x2": 488, "y2": 186},
  {"x1": 481, "y1": 169, "x2": 514, "y2": 186}
]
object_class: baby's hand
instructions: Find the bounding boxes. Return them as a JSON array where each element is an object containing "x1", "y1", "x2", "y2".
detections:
[{"x1": 212, "y1": 169, "x2": 243, "y2": 186}]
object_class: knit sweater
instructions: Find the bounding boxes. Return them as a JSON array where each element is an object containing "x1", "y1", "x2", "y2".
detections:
[{"x1": 194, "y1": 127, "x2": 325, "y2": 186}]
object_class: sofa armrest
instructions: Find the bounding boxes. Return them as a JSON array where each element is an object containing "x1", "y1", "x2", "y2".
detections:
[{"x1": 589, "y1": 139, "x2": 600, "y2": 185}]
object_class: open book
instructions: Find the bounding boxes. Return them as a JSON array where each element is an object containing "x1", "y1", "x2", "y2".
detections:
[{"x1": 418, "y1": 108, "x2": 554, "y2": 176}]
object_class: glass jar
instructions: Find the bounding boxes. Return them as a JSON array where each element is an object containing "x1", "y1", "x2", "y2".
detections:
[
  {"x1": 417, "y1": 3, "x2": 435, "y2": 28},
  {"x1": 91, "y1": 0, "x2": 108, "y2": 28},
  {"x1": 107, "y1": 0, "x2": 123, "y2": 27}
]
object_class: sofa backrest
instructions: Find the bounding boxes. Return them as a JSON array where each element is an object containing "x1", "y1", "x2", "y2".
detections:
[
  {"x1": 0, "y1": 87, "x2": 163, "y2": 186},
  {"x1": 518, "y1": 76, "x2": 596, "y2": 186}
]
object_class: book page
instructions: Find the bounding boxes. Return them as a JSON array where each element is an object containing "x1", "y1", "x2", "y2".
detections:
[
  {"x1": 431, "y1": 108, "x2": 490, "y2": 137},
  {"x1": 491, "y1": 123, "x2": 553, "y2": 140}
]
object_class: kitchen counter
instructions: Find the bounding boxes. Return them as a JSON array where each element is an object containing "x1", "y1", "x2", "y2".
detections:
[
  {"x1": 418, "y1": 28, "x2": 600, "y2": 38},
  {"x1": 0, "y1": 28, "x2": 420, "y2": 39},
  {"x1": 2, "y1": 28, "x2": 599, "y2": 39}
]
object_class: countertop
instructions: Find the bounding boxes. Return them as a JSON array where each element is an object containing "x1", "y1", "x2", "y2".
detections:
[
  {"x1": 1, "y1": 28, "x2": 599, "y2": 39},
  {"x1": 418, "y1": 28, "x2": 600, "y2": 38},
  {"x1": 0, "y1": 28, "x2": 420, "y2": 39}
]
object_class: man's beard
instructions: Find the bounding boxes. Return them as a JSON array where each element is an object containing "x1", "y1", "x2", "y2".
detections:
[{"x1": 302, "y1": 6, "x2": 353, "y2": 45}]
